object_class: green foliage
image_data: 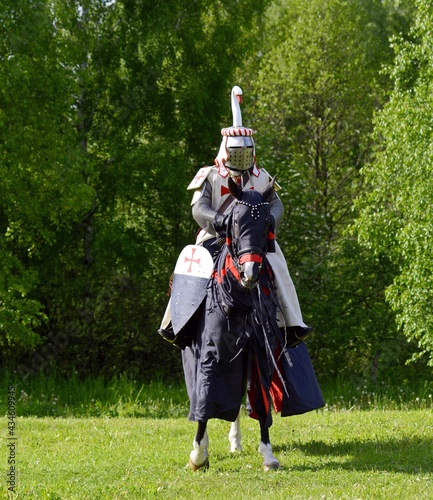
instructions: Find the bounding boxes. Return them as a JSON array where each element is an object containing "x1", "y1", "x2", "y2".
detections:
[
  {"x1": 0, "y1": 373, "x2": 189, "y2": 417},
  {"x1": 0, "y1": 253, "x2": 44, "y2": 349},
  {"x1": 0, "y1": 0, "x2": 427, "y2": 383},
  {"x1": 2, "y1": 372, "x2": 432, "y2": 418},
  {"x1": 355, "y1": 0, "x2": 433, "y2": 365},
  {"x1": 247, "y1": 0, "x2": 392, "y2": 248},
  {"x1": 0, "y1": 0, "x2": 94, "y2": 352},
  {"x1": 0, "y1": 0, "x2": 271, "y2": 376},
  {"x1": 237, "y1": 0, "x2": 413, "y2": 381}
]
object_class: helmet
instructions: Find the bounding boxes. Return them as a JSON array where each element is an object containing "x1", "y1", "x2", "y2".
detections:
[
  {"x1": 223, "y1": 128, "x2": 254, "y2": 171},
  {"x1": 215, "y1": 86, "x2": 256, "y2": 172}
]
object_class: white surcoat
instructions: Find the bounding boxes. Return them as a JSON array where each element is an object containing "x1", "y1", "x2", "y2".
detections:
[{"x1": 188, "y1": 165, "x2": 307, "y2": 328}]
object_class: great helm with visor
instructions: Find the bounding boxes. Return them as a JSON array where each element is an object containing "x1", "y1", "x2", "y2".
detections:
[
  {"x1": 215, "y1": 86, "x2": 256, "y2": 172},
  {"x1": 223, "y1": 128, "x2": 254, "y2": 171}
]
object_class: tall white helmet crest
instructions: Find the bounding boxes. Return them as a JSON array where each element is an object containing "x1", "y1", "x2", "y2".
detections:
[
  {"x1": 215, "y1": 86, "x2": 256, "y2": 172},
  {"x1": 231, "y1": 85, "x2": 243, "y2": 127}
]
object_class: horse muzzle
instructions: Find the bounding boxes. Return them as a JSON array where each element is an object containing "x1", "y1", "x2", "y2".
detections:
[{"x1": 239, "y1": 255, "x2": 263, "y2": 289}]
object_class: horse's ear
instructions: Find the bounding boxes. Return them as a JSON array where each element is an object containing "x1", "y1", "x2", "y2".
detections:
[
  {"x1": 228, "y1": 176, "x2": 243, "y2": 200},
  {"x1": 262, "y1": 176, "x2": 276, "y2": 202}
]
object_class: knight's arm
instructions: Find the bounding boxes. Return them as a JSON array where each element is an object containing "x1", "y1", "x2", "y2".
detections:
[
  {"x1": 269, "y1": 192, "x2": 284, "y2": 235},
  {"x1": 192, "y1": 181, "x2": 219, "y2": 235},
  {"x1": 263, "y1": 169, "x2": 284, "y2": 234},
  {"x1": 192, "y1": 179, "x2": 284, "y2": 235}
]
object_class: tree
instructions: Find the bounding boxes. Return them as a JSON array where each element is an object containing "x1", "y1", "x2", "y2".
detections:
[
  {"x1": 237, "y1": 0, "x2": 415, "y2": 380},
  {"x1": 0, "y1": 0, "x2": 95, "y2": 353},
  {"x1": 0, "y1": 0, "x2": 272, "y2": 378},
  {"x1": 355, "y1": 0, "x2": 433, "y2": 367}
]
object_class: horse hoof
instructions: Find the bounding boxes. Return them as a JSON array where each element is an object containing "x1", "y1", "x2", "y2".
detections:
[
  {"x1": 263, "y1": 460, "x2": 280, "y2": 471},
  {"x1": 230, "y1": 442, "x2": 242, "y2": 453},
  {"x1": 259, "y1": 441, "x2": 280, "y2": 471},
  {"x1": 189, "y1": 457, "x2": 209, "y2": 471},
  {"x1": 228, "y1": 413, "x2": 242, "y2": 453},
  {"x1": 189, "y1": 435, "x2": 209, "y2": 471}
]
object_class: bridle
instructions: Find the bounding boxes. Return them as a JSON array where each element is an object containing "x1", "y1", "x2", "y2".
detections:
[
  {"x1": 211, "y1": 175, "x2": 277, "y2": 288},
  {"x1": 225, "y1": 198, "x2": 274, "y2": 287}
]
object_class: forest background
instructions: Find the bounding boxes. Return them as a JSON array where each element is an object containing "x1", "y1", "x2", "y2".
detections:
[{"x1": 1, "y1": 0, "x2": 433, "y2": 388}]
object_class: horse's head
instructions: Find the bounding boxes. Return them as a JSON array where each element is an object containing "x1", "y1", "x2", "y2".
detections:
[{"x1": 226, "y1": 176, "x2": 276, "y2": 289}]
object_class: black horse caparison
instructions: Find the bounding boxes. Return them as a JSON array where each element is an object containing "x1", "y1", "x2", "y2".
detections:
[{"x1": 182, "y1": 175, "x2": 290, "y2": 471}]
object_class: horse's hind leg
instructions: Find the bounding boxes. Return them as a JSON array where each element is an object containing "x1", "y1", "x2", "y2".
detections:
[
  {"x1": 189, "y1": 421, "x2": 209, "y2": 471},
  {"x1": 258, "y1": 420, "x2": 280, "y2": 471},
  {"x1": 228, "y1": 411, "x2": 242, "y2": 452}
]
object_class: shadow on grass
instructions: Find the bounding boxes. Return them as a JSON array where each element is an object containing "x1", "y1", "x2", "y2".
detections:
[{"x1": 274, "y1": 437, "x2": 433, "y2": 474}]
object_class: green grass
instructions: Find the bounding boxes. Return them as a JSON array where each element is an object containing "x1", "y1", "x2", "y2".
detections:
[
  {"x1": 1, "y1": 375, "x2": 433, "y2": 499},
  {"x1": 1, "y1": 373, "x2": 432, "y2": 418},
  {"x1": 0, "y1": 374, "x2": 189, "y2": 418},
  {"x1": 2, "y1": 410, "x2": 433, "y2": 499}
]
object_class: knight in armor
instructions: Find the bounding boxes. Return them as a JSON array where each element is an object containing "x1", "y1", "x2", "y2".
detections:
[{"x1": 159, "y1": 86, "x2": 313, "y2": 346}]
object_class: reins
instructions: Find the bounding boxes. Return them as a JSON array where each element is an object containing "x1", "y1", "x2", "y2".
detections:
[{"x1": 224, "y1": 199, "x2": 270, "y2": 279}]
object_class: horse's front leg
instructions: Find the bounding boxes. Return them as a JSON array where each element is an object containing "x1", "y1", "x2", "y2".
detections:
[
  {"x1": 258, "y1": 420, "x2": 280, "y2": 471},
  {"x1": 189, "y1": 421, "x2": 209, "y2": 471},
  {"x1": 228, "y1": 411, "x2": 242, "y2": 452}
]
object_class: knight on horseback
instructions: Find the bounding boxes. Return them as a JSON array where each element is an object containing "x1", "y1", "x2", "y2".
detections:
[
  {"x1": 159, "y1": 85, "x2": 313, "y2": 348},
  {"x1": 158, "y1": 86, "x2": 324, "y2": 472}
]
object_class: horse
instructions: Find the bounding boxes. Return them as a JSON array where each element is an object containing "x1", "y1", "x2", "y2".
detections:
[{"x1": 176, "y1": 176, "x2": 323, "y2": 471}]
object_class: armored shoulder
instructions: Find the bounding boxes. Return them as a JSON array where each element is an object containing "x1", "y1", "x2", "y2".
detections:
[
  {"x1": 260, "y1": 167, "x2": 282, "y2": 191},
  {"x1": 187, "y1": 166, "x2": 214, "y2": 190}
]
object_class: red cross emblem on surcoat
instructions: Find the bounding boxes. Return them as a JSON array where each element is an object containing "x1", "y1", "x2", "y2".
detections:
[
  {"x1": 184, "y1": 247, "x2": 201, "y2": 273},
  {"x1": 221, "y1": 185, "x2": 231, "y2": 196},
  {"x1": 221, "y1": 184, "x2": 254, "y2": 196}
]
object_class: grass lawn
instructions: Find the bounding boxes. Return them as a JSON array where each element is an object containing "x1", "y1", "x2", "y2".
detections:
[{"x1": 2, "y1": 408, "x2": 433, "y2": 499}]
